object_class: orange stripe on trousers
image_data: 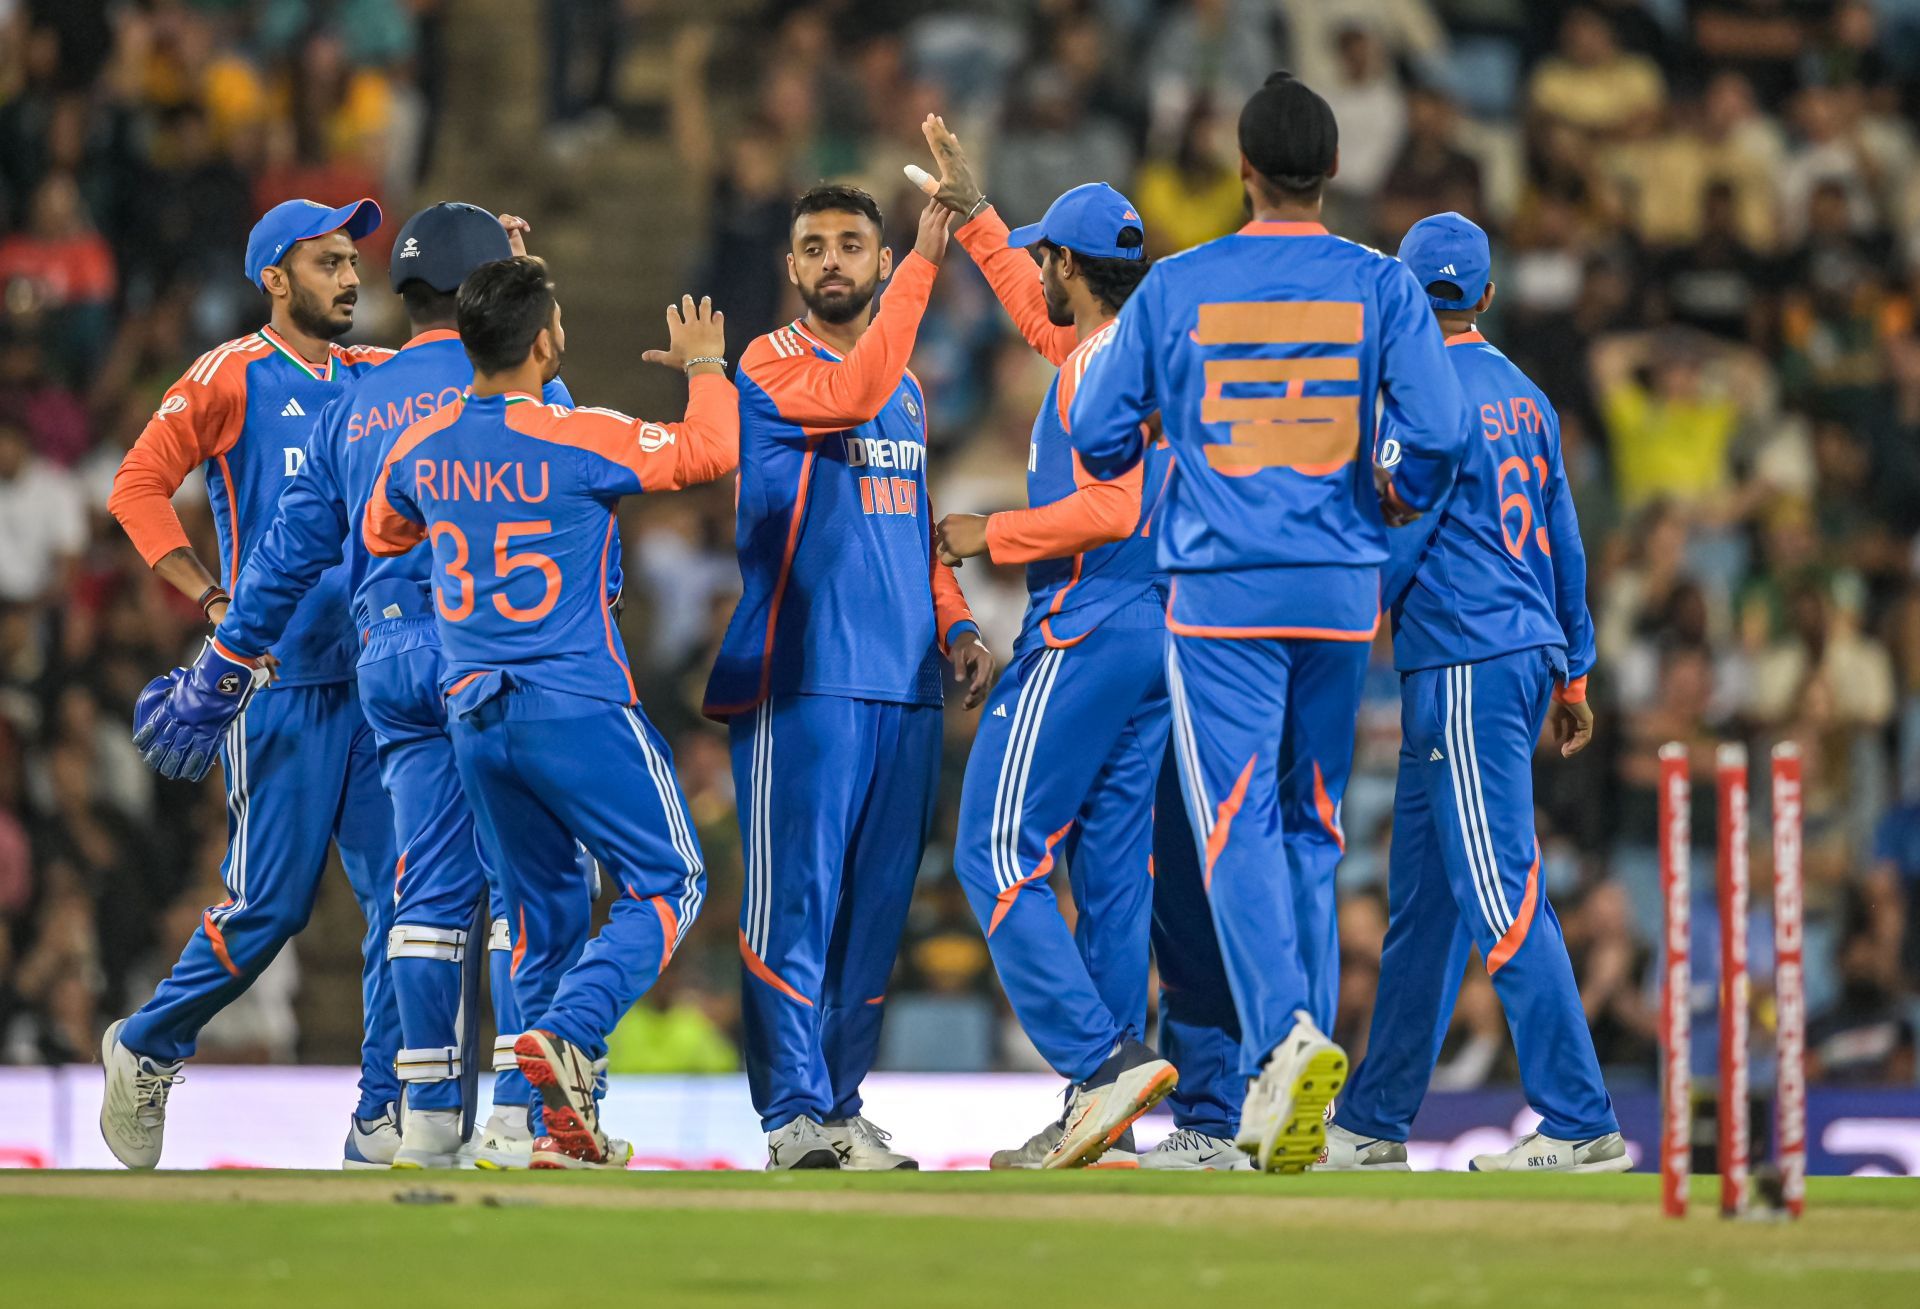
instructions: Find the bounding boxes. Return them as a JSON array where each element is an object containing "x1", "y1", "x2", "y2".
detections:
[
  {"x1": 1203, "y1": 756, "x2": 1258, "y2": 891},
  {"x1": 1486, "y1": 842, "x2": 1541, "y2": 975}
]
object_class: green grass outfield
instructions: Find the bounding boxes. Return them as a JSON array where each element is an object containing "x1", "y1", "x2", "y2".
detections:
[{"x1": 1, "y1": 1169, "x2": 1915, "y2": 1307}]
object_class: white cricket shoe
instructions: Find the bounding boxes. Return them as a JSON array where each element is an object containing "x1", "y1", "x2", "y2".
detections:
[
  {"x1": 462, "y1": 1105, "x2": 536, "y2": 1170},
  {"x1": 766, "y1": 1117, "x2": 841, "y2": 1170},
  {"x1": 1235, "y1": 1011, "x2": 1348, "y2": 1174},
  {"x1": 515, "y1": 1030, "x2": 615, "y2": 1165},
  {"x1": 392, "y1": 1108, "x2": 464, "y2": 1169},
  {"x1": 1141, "y1": 1127, "x2": 1254, "y2": 1171},
  {"x1": 343, "y1": 1106, "x2": 401, "y2": 1169},
  {"x1": 1314, "y1": 1123, "x2": 1410, "y2": 1171},
  {"x1": 1044, "y1": 1039, "x2": 1178, "y2": 1170},
  {"x1": 823, "y1": 1116, "x2": 919, "y2": 1170},
  {"x1": 992, "y1": 1118, "x2": 1140, "y2": 1169},
  {"x1": 99, "y1": 1019, "x2": 182, "y2": 1170},
  {"x1": 531, "y1": 1135, "x2": 635, "y2": 1170},
  {"x1": 1469, "y1": 1131, "x2": 1631, "y2": 1174}
]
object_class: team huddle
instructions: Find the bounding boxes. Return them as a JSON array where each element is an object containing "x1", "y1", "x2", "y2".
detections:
[{"x1": 96, "y1": 71, "x2": 1631, "y2": 1176}]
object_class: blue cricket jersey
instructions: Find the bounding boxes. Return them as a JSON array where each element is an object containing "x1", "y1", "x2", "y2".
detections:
[
  {"x1": 1380, "y1": 329, "x2": 1595, "y2": 682},
  {"x1": 109, "y1": 326, "x2": 393, "y2": 686},
  {"x1": 1067, "y1": 220, "x2": 1467, "y2": 638},
  {"x1": 703, "y1": 254, "x2": 978, "y2": 718},
  {"x1": 215, "y1": 330, "x2": 579, "y2": 659}
]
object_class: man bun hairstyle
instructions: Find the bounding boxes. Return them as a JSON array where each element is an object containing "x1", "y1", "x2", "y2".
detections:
[
  {"x1": 457, "y1": 256, "x2": 556, "y2": 377},
  {"x1": 1238, "y1": 71, "x2": 1339, "y2": 199}
]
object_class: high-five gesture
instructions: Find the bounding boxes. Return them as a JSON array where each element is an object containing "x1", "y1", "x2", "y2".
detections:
[
  {"x1": 913, "y1": 198, "x2": 952, "y2": 267},
  {"x1": 642, "y1": 294, "x2": 728, "y2": 375},
  {"x1": 911, "y1": 114, "x2": 987, "y2": 220},
  {"x1": 498, "y1": 213, "x2": 532, "y2": 257}
]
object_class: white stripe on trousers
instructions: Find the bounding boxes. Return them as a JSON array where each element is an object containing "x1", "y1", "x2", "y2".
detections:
[
  {"x1": 211, "y1": 716, "x2": 250, "y2": 927},
  {"x1": 746, "y1": 701, "x2": 774, "y2": 957},
  {"x1": 991, "y1": 648, "x2": 1065, "y2": 892},
  {"x1": 622, "y1": 707, "x2": 705, "y2": 948},
  {"x1": 1164, "y1": 642, "x2": 1213, "y2": 838},
  {"x1": 1443, "y1": 665, "x2": 1512, "y2": 937}
]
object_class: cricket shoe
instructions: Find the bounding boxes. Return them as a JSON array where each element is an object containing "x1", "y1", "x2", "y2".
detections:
[
  {"x1": 462, "y1": 1105, "x2": 536, "y2": 1170},
  {"x1": 531, "y1": 1134, "x2": 636, "y2": 1170},
  {"x1": 1043, "y1": 1039, "x2": 1178, "y2": 1170},
  {"x1": 823, "y1": 1116, "x2": 919, "y2": 1170},
  {"x1": 392, "y1": 1108, "x2": 463, "y2": 1169},
  {"x1": 766, "y1": 1117, "x2": 842, "y2": 1170},
  {"x1": 1314, "y1": 1124, "x2": 1409, "y2": 1171},
  {"x1": 98, "y1": 1019, "x2": 182, "y2": 1170},
  {"x1": 343, "y1": 1105, "x2": 402, "y2": 1169},
  {"x1": 515, "y1": 1030, "x2": 607, "y2": 1162},
  {"x1": 1469, "y1": 1131, "x2": 1631, "y2": 1174},
  {"x1": 1141, "y1": 1128, "x2": 1254, "y2": 1171},
  {"x1": 1235, "y1": 1011, "x2": 1348, "y2": 1174},
  {"x1": 990, "y1": 1119, "x2": 1137, "y2": 1170}
]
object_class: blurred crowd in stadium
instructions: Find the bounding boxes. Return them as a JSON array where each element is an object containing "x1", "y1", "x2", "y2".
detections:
[{"x1": 2, "y1": 0, "x2": 1918, "y2": 1091}]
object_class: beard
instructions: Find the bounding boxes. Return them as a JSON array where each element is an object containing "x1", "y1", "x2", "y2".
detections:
[
  {"x1": 1043, "y1": 281, "x2": 1073, "y2": 326},
  {"x1": 288, "y1": 279, "x2": 355, "y2": 340},
  {"x1": 799, "y1": 275, "x2": 878, "y2": 325}
]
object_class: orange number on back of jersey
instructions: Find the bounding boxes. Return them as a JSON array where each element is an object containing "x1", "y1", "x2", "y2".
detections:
[
  {"x1": 430, "y1": 522, "x2": 474, "y2": 621},
  {"x1": 493, "y1": 520, "x2": 561, "y2": 623},
  {"x1": 1196, "y1": 301, "x2": 1364, "y2": 476}
]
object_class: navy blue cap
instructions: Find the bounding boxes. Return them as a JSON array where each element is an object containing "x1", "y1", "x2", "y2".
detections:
[
  {"x1": 1398, "y1": 211, "x2": 1491, "y2": 311},
  {"x1": 389, "y1": 202, "x2": 514, "y2": 294},
  {"x1": 245, "y1": 197, "x2": 382, "y2": 288},
  {"x1": 1006, "y1": 183, "x2": 1146, "y2": 261}
]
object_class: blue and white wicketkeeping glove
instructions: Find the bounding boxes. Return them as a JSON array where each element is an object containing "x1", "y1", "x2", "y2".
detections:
[{"x1": 132, "y1": 639, "x2": 267, "y2": 781}]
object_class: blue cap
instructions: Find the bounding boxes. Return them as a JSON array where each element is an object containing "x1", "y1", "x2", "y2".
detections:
[
  {"x1": 1006, "y1": 183, "x2": 1146, "y2": 261},
  {"x1": 244, "y1": 197, "x2": 382, "y2": 288},
  {"x1": 1398, "y1": 211, "x2": 1491, "y2": 311},
  {"x1": 389, "y1": 202, "x2": 513, "y2": 294}
]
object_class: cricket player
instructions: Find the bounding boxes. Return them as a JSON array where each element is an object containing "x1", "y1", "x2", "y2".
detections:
[
  {"x1": 704, "y1": 186, "x2": 991, "y2": 1171},
  {"x1": 1068, "y1": 73, "x2": 1468, "y2": 1172},
  {"x1": 105, "y1": 198, "x2": 402, "y2": 1170},
  {"x1": 911, "y1": 118, "x2": 1176, "y2": 1170},
  {"x1": 150, "y1": 203, "x2": 577, "y2": 1168},
  {"x1": 1322, "y1": 213, "x2": 1627, "y2": 1173},
  {"x1": 365, "y1": 256, "x2": 734, "y2": 1168}
]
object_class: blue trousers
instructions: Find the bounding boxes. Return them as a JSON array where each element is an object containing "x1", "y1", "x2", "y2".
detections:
[
  {"x1": 732, "y1": 695, "x2": 940, "y2": 1131},
  {"x1": 449, "y1": 679, "x2": 705, "y2": 1070},
  {"x1": 121, "y1": 681, "x2": 400, "y2": 1119},
  {"x1": 952, "y1": 626, "x2": 1168, "y2": 1081},
  {"x1": 1150, "y1": 743, "x2": 1241, "y2": 1138},
  {"x1": 1165, "y1": 633, "x2": 1368, "y2": 1078},
  {"x1": 358, "y1": 616, "x2": 533, "y2": 1116},
  {"x1": 1337, "y1": 649, "x2": 1618, "y2": 1143}
]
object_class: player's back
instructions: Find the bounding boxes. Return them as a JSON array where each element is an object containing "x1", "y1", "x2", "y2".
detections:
[
  {"x1": 323, "y1": 333, "x2": 577, "y2": 629},
  {"x1": 370, "y1": 393, "x2": 638, "y2": 703},
  {"x1": 1383, "y1": 332, "x2": 1571, "y2": 673},
  {"x1": 1074, "y1": 222, "x2": 1462, "y2": 637}
]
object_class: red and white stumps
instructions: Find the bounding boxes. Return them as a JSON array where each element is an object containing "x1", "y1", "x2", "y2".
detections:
[
  {"x1": 1772, "y1": 743, "x2": 1807, "y2": 1219},
  {"x1": 1657, "y1": 742, "x2": 1692, "y2": 1219},
  {"x1": 1715, "y1": 744, "x2": 1750, "y2": 1218}
]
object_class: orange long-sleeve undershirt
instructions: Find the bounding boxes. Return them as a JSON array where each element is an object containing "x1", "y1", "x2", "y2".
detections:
[{"x1": 954, "y1": 206, "x2": 1079, "y2": 368}]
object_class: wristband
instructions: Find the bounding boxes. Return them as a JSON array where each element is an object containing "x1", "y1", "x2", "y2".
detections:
[
  {"x1": 684, "y1": 356, "x2": 727, "y2": 372},
  {"x1": 197, "y1": 585, "x2": 230, "y2": 618}
]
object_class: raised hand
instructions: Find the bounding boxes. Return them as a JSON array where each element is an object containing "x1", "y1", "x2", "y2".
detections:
[
  {"x1": 498, "y1": 213, "x2": 532, "y2": 257},
  {"x1": 914, "y1": 198, "x2": 952, "y2": 267},
  {"x1": 642, "y1": 294, "x2": 728, "y2": 374},
  {"x1": 914, "y1": 114, "x2": 986, "y2": 219}
]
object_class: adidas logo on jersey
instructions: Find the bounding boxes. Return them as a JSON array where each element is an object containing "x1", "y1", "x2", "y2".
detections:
[
  {"x1": 1429, "y1": 748, "x2": 1444, "y2": 762},
  {"x1": 281, "y1": 398, "x2": 306, "y2": 418},
  {"x1": 992, "y1": 704, "x2": 1008, "y2": 718}
]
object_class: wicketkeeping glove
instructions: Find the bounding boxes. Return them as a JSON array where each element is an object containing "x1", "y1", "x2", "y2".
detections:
[{"x1": 132, "y1": 639, "x2": 267, "y2": 781}]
